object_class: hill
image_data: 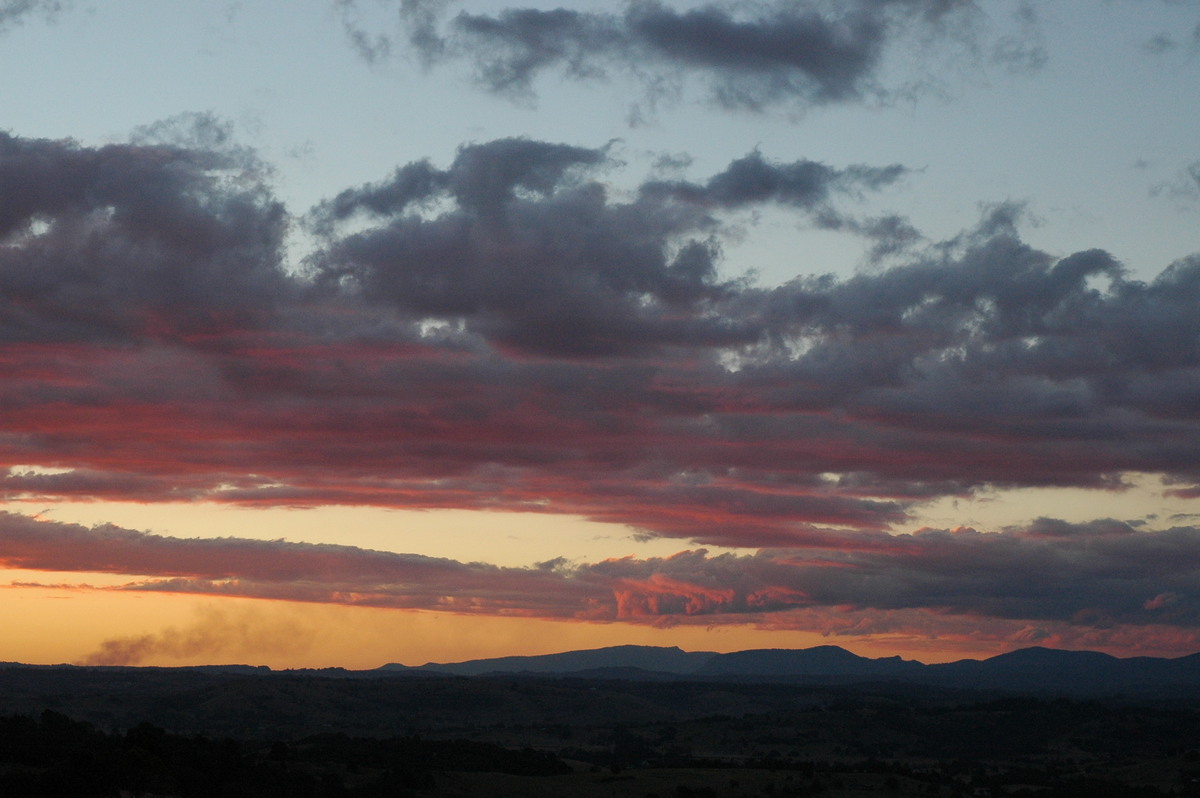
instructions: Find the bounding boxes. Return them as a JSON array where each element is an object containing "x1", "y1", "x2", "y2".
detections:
[{"x1": 378, "y1": 644, "x2": 1200, "y2": 694}]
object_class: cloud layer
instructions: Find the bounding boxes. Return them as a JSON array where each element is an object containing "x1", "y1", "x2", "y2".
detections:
[
  {"x1": 1, "y1": 128, "x2": 1199, "y2": 554},
  {"x1": 1, "y1": 106, "x2": 1199, "y2": 658},
  {"x1": 339, "y1": 0, "x2": 1046, "y2": 112},
  {"x1": 0, "y1": 0, "x2": 67, "y2": 33},
  {"x1": 10, "y1": 512, "x2": 1200, "y2": 657}
]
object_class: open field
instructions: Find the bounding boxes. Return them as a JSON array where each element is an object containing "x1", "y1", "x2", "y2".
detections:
[{"x1": 3, "y1": 665, "x2": 1200, "y2": 795}]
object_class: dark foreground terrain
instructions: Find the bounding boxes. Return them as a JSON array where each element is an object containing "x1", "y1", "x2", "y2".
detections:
[{"x1": 3, "y1": 662, "x2": 1200, "y2": 796}]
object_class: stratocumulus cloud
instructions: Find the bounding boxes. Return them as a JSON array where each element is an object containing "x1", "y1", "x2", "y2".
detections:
[
  {"x1": 0, "y1": 127, "x2": 287, "y2": 343},
  {"x1": 2, "y1": 131, "x2": 1200, "y2": 550},
  {"x1": 0, "y1": 0, "x2": 66, "y2": 33},
  {"x1": 8, "y1": 513, "x2": 1200, "y2": 652},
  {"x1": 337, "y1": 0, "x2": 1049, "y2": 111},
  {"x1": 310, "y1": 140, "x2": 907, "y2": 355}
]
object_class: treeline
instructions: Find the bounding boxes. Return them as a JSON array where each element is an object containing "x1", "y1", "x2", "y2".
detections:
[{"x1": 0, "y1": 710, "x2": 567, "y2": 797}]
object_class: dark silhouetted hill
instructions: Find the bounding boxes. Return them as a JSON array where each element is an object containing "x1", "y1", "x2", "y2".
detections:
[
  {"x1": 376, "y1": 644, "x2": 1200, "y2": 694},
  {"x1": 696, "y1": 646, "x2": 925, "y2": 679},
  {"x1": 390, "y1": 644, "x2": 715, "y2": 676},
  {"x1": 925, "y1": 646, "x2": 1200, "y2": 692}
]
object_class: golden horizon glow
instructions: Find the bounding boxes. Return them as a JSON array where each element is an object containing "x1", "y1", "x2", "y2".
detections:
[
  {"x1": 0, "y1": 500, "x2": 737, "y2": 567},
  {"x1": 3, "y1": 582, "x2": 1009, "y2": 669},
  {"x1": 3, "y1": 479, "x2": 1199, "y2": 669}
]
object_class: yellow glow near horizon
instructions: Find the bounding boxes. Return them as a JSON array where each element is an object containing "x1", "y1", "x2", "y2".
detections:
[
  {"x1": 0, "y1": 579, "x2": 854, "y2": 669},
  {"x1": 4, "y1": 568, "x2": 1187, "y2": 668},
  {"x1": 914, "y1": 472, "x2": 1196, "y2": 531},
  {"x1": 2, "y1": 473, "x2": 1196, "y2": 669},
  {"x1": 0, "y1": 500, "x2": 732, "y2": 567}
]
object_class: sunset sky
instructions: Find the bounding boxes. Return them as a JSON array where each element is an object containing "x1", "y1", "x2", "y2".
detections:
[{"x1": 2, "y1": 0, "x2": 1200, "y2": 669}]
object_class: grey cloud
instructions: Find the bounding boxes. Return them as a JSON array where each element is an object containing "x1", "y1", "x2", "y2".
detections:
[
  {"x1": 315, "y1": 160, "x2": 447, "y2": 229},
  {"x1": 0, "y1": 128, "x2": 288, "y2": 342},
  {"x1": 622, "y1": 2, "x2": 888, "y2": 108},
  {"x1": 3, "y1": 469, "x2": 189, "y2": 503},
  {"x1": 1143, "y1": 19, "x2": 1200, "y2": 54},
  {"x1": 314, "y1": 139, "x2": 606, "y2": 228},
  {"x1": 1142, "y1": 32, "x2": 1178, "y2": 54},
  {"x1": 310, "y1": 139, "x2": 900, "y2": 356},
  {"x1": 0, "y1": 512, "x2": 597, "y2": 616},
  {"x1": 0, "y1": 510, "x2": 539, "y2": 587},
  {"x1": 12, "y1": 511, "x2": 1200, "y2": 633},
  {"x1": 779, "y1": 243, "x2": 1185, "y2": 368},
  {"x1": 1016, "y1": 517, "x2": 1139, "y2": 539},
  {"x1": 988, "y1": 1, "x2": 1046, "y2": 74},
  {"x1": 6, "y1": 129, "x2": 1200, "y2": 547},
  {"x1": 426, "y1": 138, "x2": 606, "y2": 214},
  {"x1": 350, "y1": 0, "x2": 981, "y2": 111},
  {"x1": 0, "y1": 0, "x2": 67, "y2": 32},
  {"x1": 585, "y1": 520, "x2": 1200, "y2": 627},
  {"x1": 837, "y1": 213, "x2": 924, "y2": 262},
  {"x1": 1151, "y1": 160, "x2": 1200, "y2": 201},
  {"x1": 642, "y1": 151, "x2": 907, "y2": 210},
  {"x1": 336, "y1": 0, "x2": 394, "y2": 64},
  {"x1": 695, "y1": 210, "x2": 1200, "y2": 494},
  {"x1": 128, "y1": 111, "x2": 264, "y2": 170},
  {"x1": 452, "y1": 7, "x2": 625, "y2": 99},
  {"x1": 398, "y1": 0, "x2": 451, "y2": 65}
]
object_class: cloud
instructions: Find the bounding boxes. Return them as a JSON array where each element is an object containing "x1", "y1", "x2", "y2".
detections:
[
  {"x1": 1141, "y1": 19, "x2": 1200, "y2": 56},
  {"x1": 0, "y1": 125, "x2": 288, "y2": 344},
  {"x1": 1151, "y1": 159, "x2": 1200, "y2": 202},
  {"x1": 340, "y1": 0, "x2": 1005, "y2": 112},
  {"x1": 0, "y1": 0, "x2": 67, "y2": 33},
  {"x1": 641, "y1": 150, "x2": 908, "y2": 209},
  {"x1": 309, "y1": 139, "x2": 905, "y2": 357},
  {"x1": 0, "y1": 512, "x2": 598, "y2": 615},
  {"x1": 9, "y1": 512, "x2": 1200, "y2": 657},
  {"x1": 988, "y1": 0, "x2": 1046, "y2": 74},
  {"x1": 3, "y1": 130, "x2": 1200, "y2": 549},
  {"x1": 1142, "y1": 32, "x2": 1178, "y2": 55}
]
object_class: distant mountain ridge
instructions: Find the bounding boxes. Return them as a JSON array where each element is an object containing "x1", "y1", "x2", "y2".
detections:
[
  {"x1": 9, "y1": 644, "x2": 1200, "y2": 696},
  {"x1": 377, "y1": 644, "x2": 1200, "y2": 694},
  {"x1": 400, "y1": 644, "x2": 715, "y2": 676}
]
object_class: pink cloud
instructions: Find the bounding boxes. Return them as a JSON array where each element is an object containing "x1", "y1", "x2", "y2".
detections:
[
  {"x1": 6, "y1": 511, "x2": 1200, "y2": 657},
  {"x1": 2, "y1": 134, "x2": 1200, "y2": 549},
  {"x1": 3, "y1": 130, "x2": 1200, "y2": 662}
]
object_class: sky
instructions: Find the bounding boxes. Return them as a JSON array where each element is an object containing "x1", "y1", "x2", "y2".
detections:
[{"x1": 1, "y1": 0, "x2": 1200, "y2": 669}]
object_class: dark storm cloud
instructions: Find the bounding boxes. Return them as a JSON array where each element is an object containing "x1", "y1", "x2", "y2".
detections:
[
  {"x1": 345, "y1": 0, "x2": 979, "y2": 110},
  {"x1": 309, "y1": 139, "x2": 905, "y2": 356},
  {"x1": 0, "y1": 127, "x2": 288, "y2": 342}
]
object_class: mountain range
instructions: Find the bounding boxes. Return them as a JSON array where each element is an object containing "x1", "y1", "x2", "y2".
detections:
[{"x1": 378, "y1": 644, "x2": 1200, "y2": 694}]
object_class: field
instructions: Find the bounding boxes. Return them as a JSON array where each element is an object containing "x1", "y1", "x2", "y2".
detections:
[{"x1": 2, "y1": 666, "x2": 1198, "y2": 796}]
